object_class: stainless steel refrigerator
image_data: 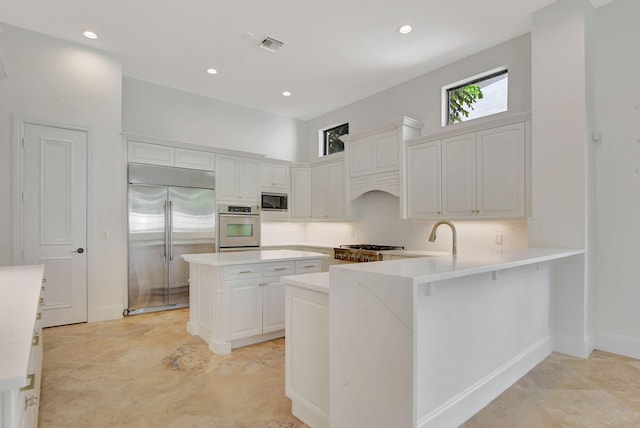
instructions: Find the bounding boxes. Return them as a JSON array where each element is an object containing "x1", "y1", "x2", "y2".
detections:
[{"x1": 127, "y1": 163, "x2": 215, "y2": 315}]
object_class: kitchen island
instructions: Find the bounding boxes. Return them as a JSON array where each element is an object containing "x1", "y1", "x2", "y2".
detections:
[
  {"x1": 182, "y1": 250, "x2": 328, "y2": 354},
  {"x1": 282, "y1": 248, "x2": 584, "y2": 428}
]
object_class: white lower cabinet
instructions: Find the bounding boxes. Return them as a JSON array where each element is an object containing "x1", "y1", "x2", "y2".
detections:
[
  {"x1": 187, "y1": 257, "x2": 322, "y2": 355},
  {"x1": 1, "y1": 266, "x2": 45, "y2": 428},
  {"x1": 285, "y1": 281, "x2": 329, "y2": 428}
]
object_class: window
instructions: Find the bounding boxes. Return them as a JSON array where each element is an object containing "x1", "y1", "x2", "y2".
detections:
[
  {"x1": 320, "y1": 123, "x2": 349, "y2": 156},
  {"x1": 445, "y1": 69, "x2": 508, "y2": 126}
]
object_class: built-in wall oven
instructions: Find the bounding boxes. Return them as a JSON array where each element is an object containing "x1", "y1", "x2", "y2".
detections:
[{"x1": 217, "y1": 203, "x2": 261, "y2": 252}]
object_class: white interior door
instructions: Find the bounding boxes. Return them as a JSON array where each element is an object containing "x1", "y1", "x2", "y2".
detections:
[{"x1": 22, "y1": 123, "x2": 88, "y2": 327}]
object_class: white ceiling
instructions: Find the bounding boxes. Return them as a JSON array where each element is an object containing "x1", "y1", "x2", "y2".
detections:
[{"x1": 0, "y1": 0, "x2": 607, "y2": 120}]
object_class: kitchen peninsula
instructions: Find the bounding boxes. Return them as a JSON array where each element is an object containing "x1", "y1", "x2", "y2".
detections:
[
  {"x1": 283, "y1": 248, "x2": 584, "y2": 428},
  {"x1": 182, "y1": 250, "x2": 327, "y2": 354}
]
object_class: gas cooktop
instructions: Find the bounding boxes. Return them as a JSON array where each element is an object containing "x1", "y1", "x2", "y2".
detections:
[{"x1": 334, "y1": 244, "x2": 404, "y2": 262}]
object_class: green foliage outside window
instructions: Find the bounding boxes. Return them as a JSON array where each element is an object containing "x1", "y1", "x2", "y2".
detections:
[
  {"x1": 448, "y1": 84, "x2": 484, "y2": 125},
  {"x1": 323, "y1": 123, "x2": 348, "y2": 155}
]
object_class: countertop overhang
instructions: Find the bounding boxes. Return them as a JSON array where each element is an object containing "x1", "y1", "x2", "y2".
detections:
[
  {"x1": 181, "y1": 249, "x2": 329, "y2": 266},
  {"x1": 334, "y1": 248, "x2": 585, "y2": 284}
]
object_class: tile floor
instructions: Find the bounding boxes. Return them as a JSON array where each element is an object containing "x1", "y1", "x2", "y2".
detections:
[{"x1": 40, "y1": 309, "x2": 640, "y2": 427}]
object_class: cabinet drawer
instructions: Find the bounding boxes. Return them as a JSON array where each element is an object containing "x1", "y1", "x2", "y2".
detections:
[
  {"x1": 262, "y1": 262, "x2": 294, "y2": 278},
  {"x1": 224, "y1": 264, "x2": 261, "y2": 280},
  {"x1": 295, "y1": 259, "x2": 322, "y2": 273}
]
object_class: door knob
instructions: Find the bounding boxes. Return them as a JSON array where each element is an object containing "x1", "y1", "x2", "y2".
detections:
[{"x1": 72, "y1": 248, "x2": 85, "y2": 254}]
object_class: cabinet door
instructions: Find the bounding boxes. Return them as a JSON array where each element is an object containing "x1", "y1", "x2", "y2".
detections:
[
  {"x1": 407, "y1": 141, "x2": 442, "y2": 218},
  {"x1": 262, "y1": 277, "x2": 286, "y2": 333},
  {"x1": 272, "y1": 164, "x2": 290, "y2": 189},
  {"x1": 174, "y1": 148, "x2": 215, "y2": 171},
  {"x1": 259, "y1": 162, "x2": 274, "y2": 187},
  {"x1": 215, "y1": 155, "x2": 238, "y2": 202},
  {"x1": 227, "y1": 278, "x2": 262, "y2": 340},
  {"x1": 327, "y1": 161, "x2": 345, "y2": 219},
  {"x1": 373, "y1": 130, "x2": 399, "y2": 173},
  {"x1": 349, "y1": 137, "x2": 373, "y2": 177},
  {"x1": 291, "y1": 168, "x2": 311, "y2": 220},
  {"x1": 442, "y1": 133, "x2": 476, "y2": 218},
  {"x1": 237, "y1": 158, "x2": 259, "y2": 202},
  {"x1": 311, "y1": 165, "x2": 329, "y2": 219},
  {"x1": 128, "y1": 141, "x2": 174, "y2": 166},
  {"x1": 476, "y1": 123, "x2": 525, "y2": 217}
]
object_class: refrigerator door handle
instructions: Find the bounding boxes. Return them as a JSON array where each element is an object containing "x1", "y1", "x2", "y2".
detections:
[
  {"x1": 163, "y1": 200, "x2": 168, "y2": 260},
  {"x1": 169, "y1": 200, "x2": 174, "y2": 261}
]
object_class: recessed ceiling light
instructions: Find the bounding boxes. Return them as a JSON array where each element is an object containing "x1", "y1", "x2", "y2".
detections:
[
  {"x1": 398, "y1": 25, "x2": 413, "y2": 34},
  {"x1": 83, "y1": 31, "x2": 98, "y2": 40},
  {"x1": 282, "y1": 91, "x2": 292, "y2": 97},
  {"x1": 206, "y1": 68, "x2": 218, "y2": 75}
]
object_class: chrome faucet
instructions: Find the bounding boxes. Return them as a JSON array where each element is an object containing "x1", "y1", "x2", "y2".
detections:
[{"x1": 428, "y1": 220, "x2": 457, "y2": 255}]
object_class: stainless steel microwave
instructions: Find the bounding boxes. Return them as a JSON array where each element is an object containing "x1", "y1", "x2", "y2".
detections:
[{"x1": 261, "y1": 192, "x2": 288, "y2": 212}]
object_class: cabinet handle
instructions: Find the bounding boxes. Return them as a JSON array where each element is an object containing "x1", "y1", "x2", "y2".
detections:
[
  {"x1": 238, "y1": 270, "x2": 251, "y2": 274},
  {"x1": 39, "y1": 297, "x2": 45, "y2": 305},
  {"x1": 274, "y1": 267, "x2": 287, "y2": 271},
  {"x1": 258, "y1": 282, "x2": 267, "y2": 286},
  {"x1": 42, "y1": 278, "x2": 47, "y2": 283},
  {"x1": 303, "y1": 265, "x2": 315, "y2": 268},
  {"x1": 36, "y1": 312, "x2": 41, "y2": 320},
  {"x1": 41, "y1": 285, "x2": 45, "y2": 291},
  {"x1": 20, "y1": 374, "x2": 35, "y2": 392},
  {"x1": 32, "y1": 332, "x2": 41, "y2": 346}
]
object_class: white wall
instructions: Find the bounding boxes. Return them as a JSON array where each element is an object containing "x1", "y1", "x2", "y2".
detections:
[
  {"x1": 122, "y1": 77, "x2": 307, "y2": 162},
  {"x1": 305, "y1": 33, "x2": 532, "y2": 162},
  {"x1": 529, "y1": 0, "x2": 594, "y2": 358},
  {"x1": 0, "y1": 24, "x2": 124, "y2": 321},
  {"x1": 593, "y1": 0, "x2": 640, "y2": 358}
]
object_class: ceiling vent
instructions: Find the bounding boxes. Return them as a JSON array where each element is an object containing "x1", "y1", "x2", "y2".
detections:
[{"x1": 259, "y1": 37, "x2": 284, "y2": 53}]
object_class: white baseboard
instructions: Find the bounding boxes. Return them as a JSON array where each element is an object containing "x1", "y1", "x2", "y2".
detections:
[
  {"x1": 418, "y1": 336, "x2": 552, "y2": 428},
  {"x1": 88, "y1": 304, "x2": 124, "y2": 322},
  {"x1": 595, "y1": 331, "x2": 640, "y2": 359},
  {"x1": 553, "y1": 333, "x2": 594, "y2": 358}
]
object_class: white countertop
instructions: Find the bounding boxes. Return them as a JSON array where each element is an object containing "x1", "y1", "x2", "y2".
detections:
[
  {"x1": 281, "y1": 272, "x2": 329, "y2": 294},
  {"x1": 182, "y1": 250, "x2": 329, "y2": 266},
  {"x1": 333, "y1": 248, "x2": 585, "y2": 283},
  {"x1": 0, "y1": 265, "x2": 44, "y2": 392},
  {"x1": 380, "y1": 249, "x2": 450, "y2": 257}
]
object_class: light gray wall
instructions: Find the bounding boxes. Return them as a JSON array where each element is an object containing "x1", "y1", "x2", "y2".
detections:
[
  {"x1": 593, "y1": 0, "x2": 640, "y2": 358},
  {"x1": 529, "y1": 0, "x2": 594, "y2": 358},
  {"x1": 0, "y1": 24, "x2": 124, "y2": 322},
  {"x1": 305, "y1": 33, "x2": 532, "y2": 161},
  {"x1": 122, "y1": 77, "x2": 307, "y2": 162}
]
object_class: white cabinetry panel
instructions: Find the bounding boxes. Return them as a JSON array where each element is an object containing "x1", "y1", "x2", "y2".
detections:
[
  {"x1": 260, "y1": 162, "x2": 290, "y2": 191},
  {"x1": 215, "y1": 154, "x2": 259, "y2": 203},
  {"x1": 227, "y1": 278, "x2": 262, "y2": 340},
  {"x1": 476, "y1": 123, "x2": 526, "y2": 218},
  {"x1": 291, "y1": 168, "x2": 312, "y2": 220},
  {"x1": 442, "y1": 133, "x2": 477, "y2": 217},
  {"x1": 128, "y1": 141, "x2": 214, "y2": 171},
  {"x1": 406, "y1": 141, "x2": 441, "y2": 218}
]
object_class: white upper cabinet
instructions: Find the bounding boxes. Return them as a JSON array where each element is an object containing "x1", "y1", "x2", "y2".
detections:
[
  {"x1": 311, "y1": 160, "x2": 345, "y2": 221},
  {"x1": 404, "y1": 114, "x2": 530, "y2": 220},
  {"x1": 442, "y1": 122, "x2": 526, "y2": 219},
  {"x1": 291, "y1": 167, "x2": 312, "y2": 220},
  {"x1": 406, "y1": 140, "x2": 442, "y2": 218},
  {"x1": 260, "y1": 161, "x2": 290, "y2": 192},
  {"x1": 128, "y1": 141, "x2": 215, "y2": 171},
  {"x1": 347, "y1": 117, "x2": 422, "y2": 200},
  {"x1": 475, "y1": 123, "x2": 526, "y2": 218},
  {"x1": 215, "y1": 154, "x2": 259, "y2": 203},
  {"x1": 442, "y1": 133, "x2": 477, "y2": 217}
]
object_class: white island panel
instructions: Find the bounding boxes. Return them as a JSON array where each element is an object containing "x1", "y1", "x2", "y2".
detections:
[
  {"x1": 329, "y1": 248, "x2": 583, "y2": 428},
  {"x1": 182, "y1": 250, "x2": 326, "y2": 355}
]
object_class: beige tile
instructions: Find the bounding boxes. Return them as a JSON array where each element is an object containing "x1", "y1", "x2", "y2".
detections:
[{"x1": 40, "y1": 309, "x2": 640, "y2": 428}]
